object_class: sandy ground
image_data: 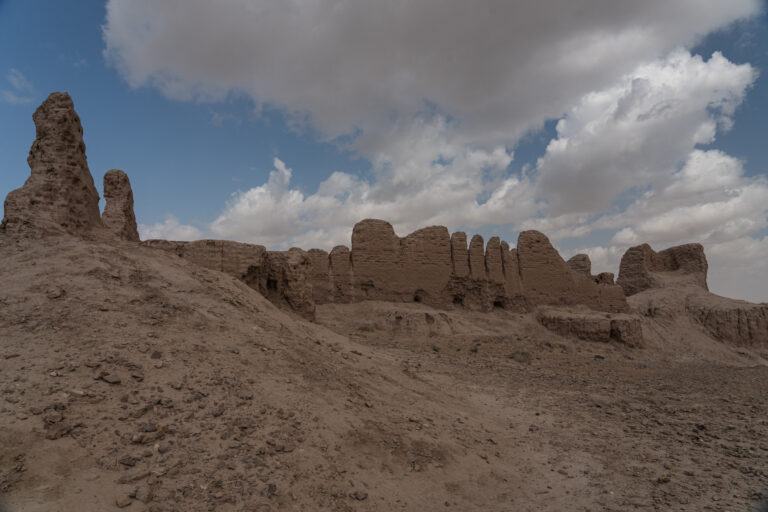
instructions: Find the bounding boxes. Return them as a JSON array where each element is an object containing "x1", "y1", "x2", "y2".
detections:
[{"x1": 1, "y1": 234, "x2": 767, "y2": 511}]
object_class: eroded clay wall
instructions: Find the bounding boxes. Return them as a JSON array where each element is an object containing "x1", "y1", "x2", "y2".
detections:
[
  {"x1": 143, "y1": 219, "x2": 628, "y2": 315},
  {"x1": 303, "y1": 219, "x2": 627, "y2": 313}
]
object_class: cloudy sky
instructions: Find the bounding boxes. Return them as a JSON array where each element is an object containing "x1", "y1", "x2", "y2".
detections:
[{"x1": 1, "y1": 0, "x2": 767, "y2": 302}]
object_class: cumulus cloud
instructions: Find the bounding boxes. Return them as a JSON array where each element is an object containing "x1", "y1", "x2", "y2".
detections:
[
  {"x1": 102, "y1": 0, "x2": 760, "y2": 146},
  {"x1": 561, "y1": 148, "x2": 768, "y2": 300},
  {"x1": 707, "y1": 236, "x2": 768, "y2": 303},
  {"x1": 139, "y1": 215, "x2": 204, "y2": 241},
  {"x1": 210, "y1": 129, "x2": 532, "y2": 249},
  {"x1": 554, "y1": 147, "x2": 768, "y2": 247},
  {"x1": 536, "y1": 50, "x2": 757, "y2": 216},
  {"x1": 1, "y1": 69, "x2": 34, "y2": 105}
]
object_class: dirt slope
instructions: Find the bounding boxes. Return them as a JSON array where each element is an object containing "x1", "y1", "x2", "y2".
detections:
[{"x1": 1, "y1": 234, "x2": 767, "y2": 511}]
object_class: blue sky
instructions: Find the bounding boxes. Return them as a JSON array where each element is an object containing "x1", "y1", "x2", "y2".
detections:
[{"x1": 1, "y1": 0, "x2": 767, "y2": 302}]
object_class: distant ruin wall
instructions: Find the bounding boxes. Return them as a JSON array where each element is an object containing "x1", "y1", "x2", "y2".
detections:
[
  {"x1": 143, "y1": 219, "x2": 629, "y2": 317},
  {"x1": 617, "y1": 243, "x2": 708, "y2": 296},
  {"x1": 141, "y1": 239, "x2": 266, "y2": 279}
]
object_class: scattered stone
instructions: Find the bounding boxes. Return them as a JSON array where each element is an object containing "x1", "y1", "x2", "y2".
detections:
[
  {"x1": 119, "y1": 455, "x2": 137, "y2": 467},
  {"x1": 46, "y1": 288, "x2": 66, "y2": 299},
  {"x1": 117, "y1": 470, "x2": 151, "y2": 484},
  {"x1": 116, "y1": 493, "x2": 132, "y2": 508},
  {"x1": 508, "y1": 351, "x2": 532, "y2": 364},
  {"x1": 351, "y1": 491, "x2": 368, "y2": 501},
  {"x1": 101, "y1": 373, "x2": 122, "y2": 385},
  {"x1": 135, "y1": 485, "x2": 153, "y2": 503},
  {"x1": 45, "y1": 422, "x2": 73, "y2": 440}
]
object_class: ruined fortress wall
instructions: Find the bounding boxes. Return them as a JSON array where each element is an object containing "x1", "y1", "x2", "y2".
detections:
[
  {"x1": 13, "y1": 92, "x2": 767, "y2": 348},
  {"x1": 143, "y1": 219, "x2": 629, "y2": 315},
  {"x1": 399, "y1": 225, "x2": 452, "y2": 302},
  {"x1": 617, "y1": 243, "x2": 708, "y2": 296},
  {"x1": 328, "y1": 246, "x2": 353, "y2": 302},
  {"x1": 516, "y1": 230, "x2": 626, "y2": 312},
  {"x1": 141, "y1": 239, "x2": 266, "y2": 279},
  {"x1": 309, "y1": 220, "x2": 627, "y2": 313},
  {"x1": 450, "y1": 232, "x2": 469, "y2": 278}
]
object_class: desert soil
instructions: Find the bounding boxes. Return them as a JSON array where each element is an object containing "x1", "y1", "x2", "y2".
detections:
[{"x1": 1, "y1": 234, "x2": 767, "y2": 511}]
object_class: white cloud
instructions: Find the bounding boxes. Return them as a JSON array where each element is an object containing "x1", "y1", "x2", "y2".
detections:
[
  {"x1": 603, "y1": 150, "x2": 768, "y2": 246},
  {"x1": 562, "y1": 149, "x2": 768, "y2": 301},
  {"x1": 707, "y1": 236, "x2": 768, "y2": 303},
  {"x1": 139, "y1": 215, "x2": 204, "y2": 241},
  {"x1": 1, "y1": 69, "x2": 34, "y2": 104},
  {"x1": 209, "y1": 131, "x2": 532, "y2": 249},
  {"x1": 535, "y1": 50, "x2": 757, "y2": 216},
  {"x1": 102, "y1": 0, "x2": 760, "y2": 146}
]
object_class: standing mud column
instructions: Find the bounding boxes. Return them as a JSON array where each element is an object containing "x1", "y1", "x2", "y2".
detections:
[
  {"x1": 468, "y1": 235, "x2": 486, "y2": 280},
  {"x1": 102, "y1": 169, "x2": 140, "y2": 242},
  {"x1": 2, "y1": 92, "x2": 102, "y2": 235}
]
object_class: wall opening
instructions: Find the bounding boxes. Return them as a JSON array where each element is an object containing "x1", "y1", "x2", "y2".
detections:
[{"x1": 266, "y1": 278, "x2": 278, "y2": 291}]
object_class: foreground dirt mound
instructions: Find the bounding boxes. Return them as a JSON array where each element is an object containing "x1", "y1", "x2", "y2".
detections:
[
  {"x1": 0, "y1": 235, "x2": 549, "y2": 511},
  {"x1": 2, "y1": 235, "x2": 767, "y2": 511}
]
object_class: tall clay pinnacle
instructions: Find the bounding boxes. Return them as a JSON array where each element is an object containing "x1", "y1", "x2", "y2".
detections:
[
  {"x1": 102, "y1": 169, "x2": 140, "y2": 242},
  {"x1": 1, "y1": 92, "x2": 102, "y2": 236}
]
